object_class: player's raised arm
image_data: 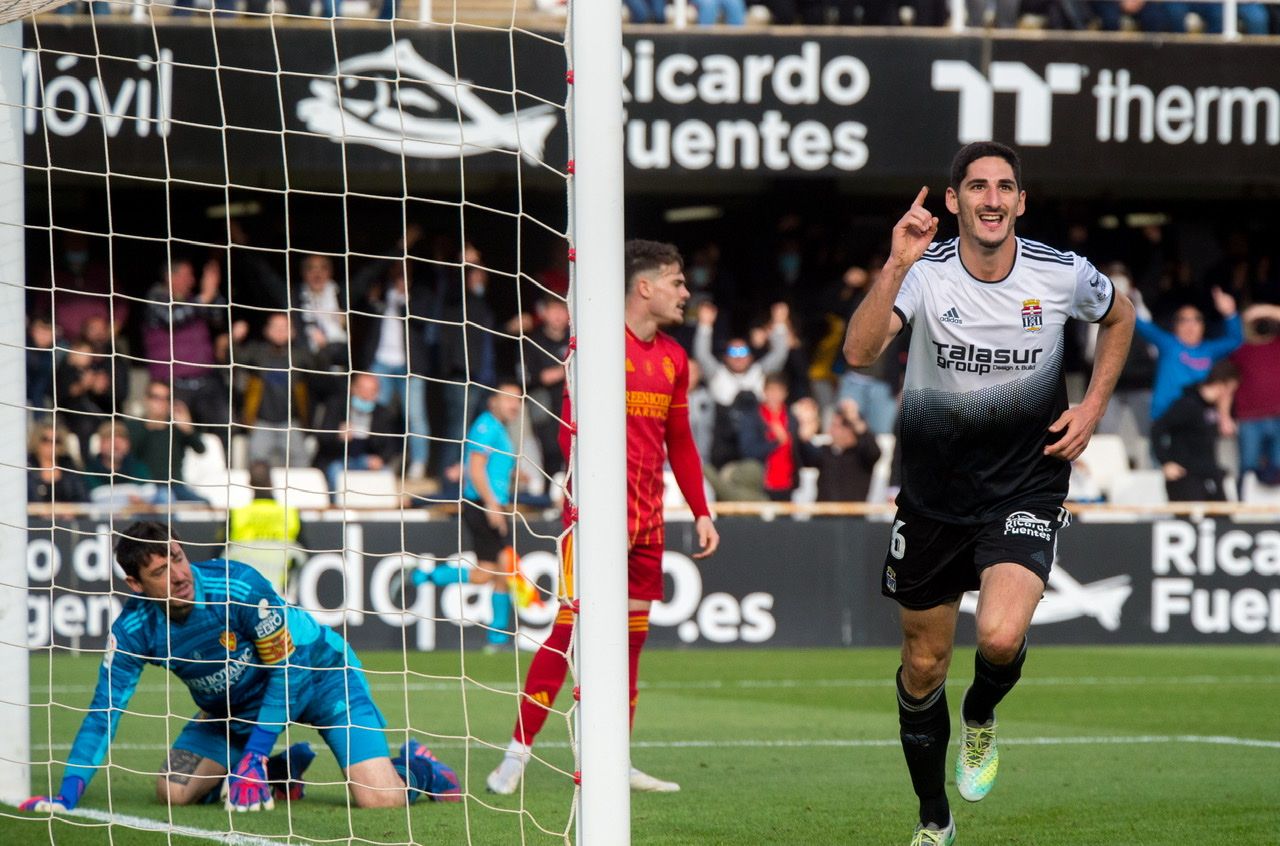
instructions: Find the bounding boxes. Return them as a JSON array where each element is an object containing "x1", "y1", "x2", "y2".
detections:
[{"x1": 844, "y1": 187, "x2": 938, "y2": 367}]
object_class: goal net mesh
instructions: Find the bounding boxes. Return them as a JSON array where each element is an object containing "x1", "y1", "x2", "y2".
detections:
[{"x1": 4, "y1": 0, "x2": 580, "y2": 842}]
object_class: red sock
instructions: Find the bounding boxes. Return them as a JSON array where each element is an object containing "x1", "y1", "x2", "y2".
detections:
[
  {"x1": 628, "y1": 610, "x2": 649, "y2": 729},
  {"x1": 513, "y1": 606, "x2": 576, "y2": 747}
]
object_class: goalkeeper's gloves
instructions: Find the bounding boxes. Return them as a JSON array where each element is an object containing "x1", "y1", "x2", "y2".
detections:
[
  {"x1": 225, "y1": 751, "x2": 275, "y2": 812},
  {"x1": 20, "y1": 776, "x2": 85, "y2": 813}
]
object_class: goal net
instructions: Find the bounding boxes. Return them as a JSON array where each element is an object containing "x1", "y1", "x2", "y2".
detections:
[{"x1": 0, "y1": 0, "x2": 625, "y2": 841}]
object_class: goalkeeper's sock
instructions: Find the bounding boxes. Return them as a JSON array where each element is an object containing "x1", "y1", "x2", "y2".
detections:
[
  {"x1": 896, "y1": 667, "x2": 950, "y2": 828},
  {"x1": 425, "y1": 563, "x2": 470, "y2": 586},
  {"x1": 962, "y1": 637, "x2": 1026, "y2": 725},
  {"x1": 513, "y1": 606, "x2": 574, "y2": 746},
  {"x1": 489, "y1": 591, "x2": 513, "y2": 645},
  {"x1": 628, "y1": 610, "x2": 649, "y2": 729},
  {"x1": 267, "y1": 742, "x2": 316, "y2": 802},
  {"x1": 393, "y1": 740, "x2": 461, "y2": 804}
]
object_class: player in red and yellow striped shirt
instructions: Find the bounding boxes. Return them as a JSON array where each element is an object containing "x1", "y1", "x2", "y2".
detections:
[{"x1": 487, "y1": 240, "x2": 719, "y2": 795}]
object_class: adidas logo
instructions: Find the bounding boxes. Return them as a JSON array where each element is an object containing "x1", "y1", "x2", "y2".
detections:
[{"x1": 940, "y1": 307, "x2": 963, "y2": 325}]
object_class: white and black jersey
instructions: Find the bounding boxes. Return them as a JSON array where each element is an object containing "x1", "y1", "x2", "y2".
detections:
[{"x1": 892, "y1": 237, "x2": 1115, "y2": 525}]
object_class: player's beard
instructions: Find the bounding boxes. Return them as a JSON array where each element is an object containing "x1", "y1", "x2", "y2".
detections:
[
  {"x1": 965, "y1": 207, "x2": 1014, "y2": 252},
  {"x1": 167, "y1": 597, "x2": 195, "y2": 622}
]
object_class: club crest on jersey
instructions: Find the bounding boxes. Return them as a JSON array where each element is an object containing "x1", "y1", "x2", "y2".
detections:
[
  {"x1": 662, "y1": 356, "x2": 676, "y2": 384},
  {"x1": 1021, "y1": 299, "x2": 1043, "y2": 332},
  {"x1": 219, "y1": 631, "x2": 237, "y2": 652}
]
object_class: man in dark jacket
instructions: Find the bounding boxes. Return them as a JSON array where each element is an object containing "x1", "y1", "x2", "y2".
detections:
[
  {"x1": 235, "y1": 312, "x2": 321, "y2": 467},
  {"x1": 313, "y1": 372, "x2": 405, "y2": 501},
  {"x1": 1152, "y1": 362, "x2": 1237, "y2": 502},
  {"x1": 435, "y1": 243, "x2": 498, "y2": 480},
  {"x1": 799, "y1": 400, "x2": 883, "y2": 502}
]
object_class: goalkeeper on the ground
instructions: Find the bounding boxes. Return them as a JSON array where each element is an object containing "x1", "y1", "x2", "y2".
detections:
[{"x1": 21, "y1": 520, "x2": 460, "y2": 813}]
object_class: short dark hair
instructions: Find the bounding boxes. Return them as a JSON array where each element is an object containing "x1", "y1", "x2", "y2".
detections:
[
  {"x1": 624, "y1": 240, "x2": 682, "y2": 295},
  {"x1": 115, "y1": 520, "x2": 177, "y2": 579},
  {"x1": 1206, "y1": 360, "x2": 1239, "y2": 385},
  {"x1": 248, "y1": 460, "x2": 273, "y2": 492},
  {"x1": 950, "y1": 141, "x2": 1022, "y2": 192}
]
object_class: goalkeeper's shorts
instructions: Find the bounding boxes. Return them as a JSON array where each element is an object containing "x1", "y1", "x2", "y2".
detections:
[{"x1": 174, "y1": 669, "x2": 389, "y2": 771}]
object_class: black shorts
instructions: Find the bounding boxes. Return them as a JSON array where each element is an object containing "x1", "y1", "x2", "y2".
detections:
[
  {"x1": 461, "y1": 499, "x2": 508, "y2": 563},
  {"x1": 881, "y1": 504, "x2": 1070, "y2": 610}
]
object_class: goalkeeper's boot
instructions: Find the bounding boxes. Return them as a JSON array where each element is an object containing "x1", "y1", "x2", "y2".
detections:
[
  {"x1": 956, "y1": 708, "x2": 999, "y2": 802},
  {"x1": 629, "y1": 766, "x2": 680, "y2": 793},
  {"x1": 486, "y1": 754, "x2": 528, "y2": 795},
  {"x1": 909, "y1": 815, "x2": 956, "y2": 846},
  {"x1": 397, "y1": 740, "x2": 462, "y2": 803},
  {"x1": 268, "y1": 742, "x2": 316, "y2": 802}
]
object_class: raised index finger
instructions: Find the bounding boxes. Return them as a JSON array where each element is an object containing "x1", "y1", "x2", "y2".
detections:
[{"x1": 912, "y1": 185, "x2": 929, "y2": 208}]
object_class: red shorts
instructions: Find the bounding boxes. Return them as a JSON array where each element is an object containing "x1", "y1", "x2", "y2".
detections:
[
  {"x1": 558, "y1": 537, "x2": 665, "y2": 602},
  {"x1": 627, "y1": 542, "x2": 664, "y2": 602}
]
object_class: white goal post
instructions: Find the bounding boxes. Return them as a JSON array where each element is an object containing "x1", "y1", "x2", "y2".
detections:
[
  {"x1": 567, "y1": 0, "x2": 629, "y2": 843},
  {"x1": 0, "y1": 18, "x2": 30, "y2": 810}
]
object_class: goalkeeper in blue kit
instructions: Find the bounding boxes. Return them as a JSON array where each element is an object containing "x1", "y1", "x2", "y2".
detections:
[{"x1": 21, "y1": 521, "x2": 460, "y2": 813}]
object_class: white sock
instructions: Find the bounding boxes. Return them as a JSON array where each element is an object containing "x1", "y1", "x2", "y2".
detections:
[{"x1": 506, "y1": 738, "x2": 532, "y2": 761}]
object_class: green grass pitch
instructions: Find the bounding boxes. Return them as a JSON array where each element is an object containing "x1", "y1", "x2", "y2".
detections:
[{"x1": 4, "y1": 645, "x2": 1277, "y2": 845}]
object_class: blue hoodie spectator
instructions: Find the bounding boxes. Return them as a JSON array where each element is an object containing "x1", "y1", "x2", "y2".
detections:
[{"x1": 1136, "y1": 287, "x2": 1242, "y2": 423}]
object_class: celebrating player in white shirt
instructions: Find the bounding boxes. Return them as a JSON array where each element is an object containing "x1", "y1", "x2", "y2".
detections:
[{"x1": 844, "y1": 141, "x2": 1135, "y2": 846}]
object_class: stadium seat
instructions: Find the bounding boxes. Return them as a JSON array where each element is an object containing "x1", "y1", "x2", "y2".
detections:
[
  {"x1": 865, "y1": 433, "x2": 896, "y2": 504},
  {"x1": 663, "y1": 468, "x2": 715, "y2": 511},
  {"x1": 181, "y1": 435, "x2": 245, "y2": 508},
  {"x1": 1107, "y1": 469, "x2": 1168, "y2": 506},
  {"x1": 186, "y1": 468, "x2": 253, "y2": 510},
  {"x1": 182, "y1": 433, "x2": 228, "y2": 483},
  {"x1": 1216, "y1": 436, "x2": 1239, "y2": 481},
  {"x1": 792, "y1": 466, "x2": 819, "y2": 505},
  {"x1": 229, "y1": 433, "x2": 249, "y2": 470},
  {"x1": 270, "y1": 466, "x2": 331, "y2": 509},
  {"x1": 662, "y1": 469, "x2": 683, "y2": 510},
  {"x1": 1240, "y1": 472, "x2": 1280, "y2": 505},
  {"x1": 1076, "y1": 434, "x2": 1130, "y2": 494},
  {"x1": 336, "y1": 470, "x2": 403, "y2": 509}
]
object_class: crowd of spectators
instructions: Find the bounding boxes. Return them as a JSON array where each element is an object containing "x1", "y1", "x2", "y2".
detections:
[
  {"x1": 23, "y1": 204, "x2": 1280, "y2": 510},
  {"x1": 628, "y1": 0, "x2": 1280, "y2": 34},
  {"x1": 43, "y1": 0, "x2": 1280, "y2": 34}
]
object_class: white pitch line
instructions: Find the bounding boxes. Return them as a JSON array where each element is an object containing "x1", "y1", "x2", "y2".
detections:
[
  {"x1": 42, "y1": 806, "x2": 295, "y2": 846},
  {"x1": 33, "y1": 734, "x2": 1280, "y2": 753},
  {"x1": 29, "y1": 673, "x2": 1280, "y2": 697}
]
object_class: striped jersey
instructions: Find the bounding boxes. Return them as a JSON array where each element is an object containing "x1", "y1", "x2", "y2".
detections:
[
  {"x1": 64, "y1": 558, "x2": 355, "y2": 788},
  {"x1": 625, "y1": 326, "x2": 691, "y2": 546},
  {"x1": 892, "y1": 237, "x2": 1115, "y2": 524}
]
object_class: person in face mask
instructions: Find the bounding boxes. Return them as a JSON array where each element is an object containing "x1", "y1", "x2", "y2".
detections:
[
  {"x1": 315, "y1": 372, "x2": 405, "y2": 500},
  {"x1": 775, "y1": 239, "x2": 803, "y2": 288},
  {"x1": 47, "y1": 232, "x2": 128, "y2": 342}
]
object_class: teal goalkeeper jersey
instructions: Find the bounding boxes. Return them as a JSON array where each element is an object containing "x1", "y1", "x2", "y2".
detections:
[{"x1": 63, "y1": 558, "x2": 354, "y2": 788}]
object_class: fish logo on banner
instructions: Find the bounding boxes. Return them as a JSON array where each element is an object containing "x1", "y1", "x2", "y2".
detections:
[
  {"x1": 960, "y1": 565, "x2": 1132, "y2": 631},
  {"x1": 298, "y1": 40, "x2": 558, "y2": 162}
]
